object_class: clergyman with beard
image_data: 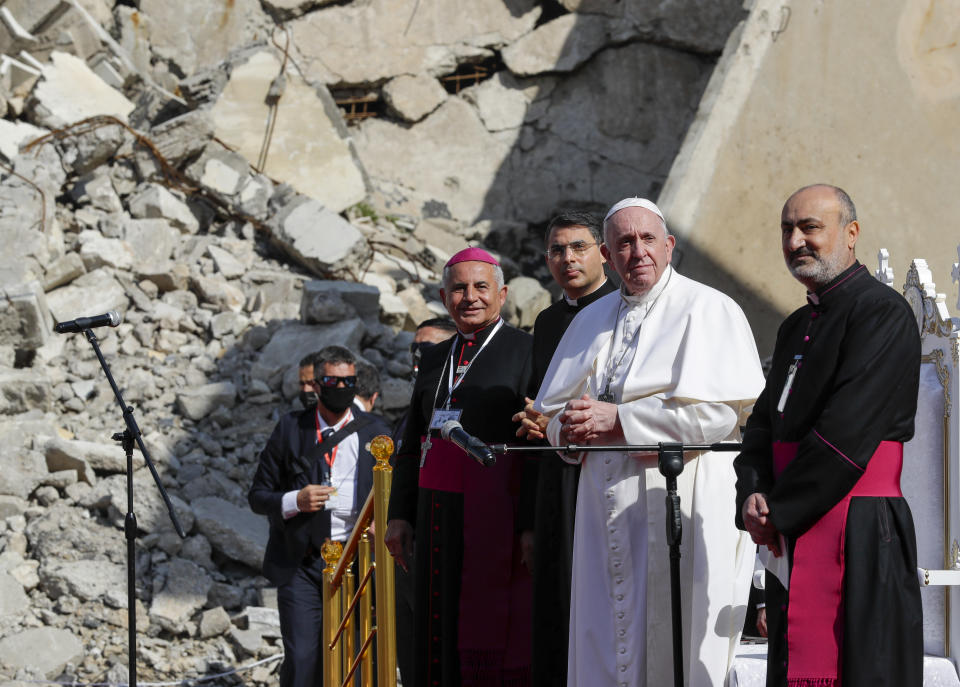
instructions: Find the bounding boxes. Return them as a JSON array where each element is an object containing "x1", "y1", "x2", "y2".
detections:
[{"x1": 735, "y1": 184, "x2": 923, "y2": 687}]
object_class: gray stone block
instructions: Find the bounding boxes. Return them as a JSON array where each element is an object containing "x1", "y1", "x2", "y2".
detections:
[
  {"x1": 39, "y1": 558, "x2": 125, "y2": 602},
  {"x1": 0, "y1": 627, "x2": 83, "y2": 678},
  {"x1": 192, "y1": 496, "x2": 267, "y2": 570},
  {"x1": 269, "y1": 198, "x2": 371, "y2": 279},
  {"x1": 176, "y1": 381, "x2": 237, "y2": 421},
  {"x1": 300, "y1": 280, "x2": 380, "y2": 324}
]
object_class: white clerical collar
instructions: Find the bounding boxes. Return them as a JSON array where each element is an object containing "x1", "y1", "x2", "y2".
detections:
[
  {"x1": 458, "y1": 317, "x2": 500, "y2": 341},
  {"x1": 563, "y1": 279, "x2": 609, "y2": 306},
  {"x1": 620, "y1": 265, "x2": 672, "y2": 307}
]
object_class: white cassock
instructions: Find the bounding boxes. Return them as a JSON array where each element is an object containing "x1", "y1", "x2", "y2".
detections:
[{"x1": 534, "y1": 266, "x2": 765, "y2": 687}]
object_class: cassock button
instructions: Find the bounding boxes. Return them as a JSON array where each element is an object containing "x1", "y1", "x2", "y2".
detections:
[
  {"x1": 434, "y1": 526, "x2": 440, "y2": 531},
  {"x1": 780, "y1": 604, "x2": 786, "y2": 611},
  {"x1": 804, "y1": 335, "x2": 810, "y2": 341},
  {"x1": 433, "y1": 547, "x2": 439, "y2": 553},
  {"x1": 617, "y1": 612, "x2": 625, "y2": 619},
  {"x1": 616, "y1": 594, "x2": 623, "y2": 601},
  {"x1": 619, "y1": 648, "x2": 626, "y2": 655},
  {"x1": 619, "y1": 665, "x2": 627, "y2": 673},
  {"x1": 618, "y1": 629, "x2": 626, "y2": 637}
]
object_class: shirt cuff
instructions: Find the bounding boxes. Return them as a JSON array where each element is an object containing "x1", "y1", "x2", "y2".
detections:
[{"x1": 281, "y1": 490, "x2": 300, "y2": 520}]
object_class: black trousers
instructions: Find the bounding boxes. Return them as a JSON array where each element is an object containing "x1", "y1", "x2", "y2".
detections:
[{"x1": 277, "y1": 556, "x2": 326, "y2": 687}]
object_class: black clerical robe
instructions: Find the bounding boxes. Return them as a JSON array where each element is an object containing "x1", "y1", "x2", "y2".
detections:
[
  {"x1": 518, "y1": 280, "x2": 616, "y2": 687},
  {"x1": 734, "y1": 262, "x2": 923, "y2": 687},
  {"x1": 389, "y1": 320, "x2": 534, "y2": 687}
]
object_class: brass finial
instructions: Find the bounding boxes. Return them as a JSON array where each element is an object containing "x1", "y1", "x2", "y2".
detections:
[
  {"x1": 321, "y1": 538, "x2": 343, "y2": 574},
  {"x1": 371, "y1": 434, "x2": 394, "y2": 470}
]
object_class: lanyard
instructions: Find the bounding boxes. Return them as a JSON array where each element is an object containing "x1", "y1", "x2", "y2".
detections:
[
  {"x1": 442, "y1": 319, "x2": 504, "y2": 410},
  {"x1": 315, "y1": 409, "x2": 352, "y2": 469}
]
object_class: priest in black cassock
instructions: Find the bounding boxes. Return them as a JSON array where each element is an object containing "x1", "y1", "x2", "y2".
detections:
[
  {"x1": 735, "y1": 184, "x2": 923, "y2": 687},
  {"x1": 385, "y1": 247, "x2": 534, "y2": 687},
  {"x1": 513, "y1": 210, "x2": 615, "y2": 687}
]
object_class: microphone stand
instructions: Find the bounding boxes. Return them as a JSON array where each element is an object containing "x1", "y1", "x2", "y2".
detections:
[
  {"x1": 492, "y1": 441, "x2": 742, "y2": 687},
  {"x1": 81, "y1": 328, "x2": 186, "y2": 687}
]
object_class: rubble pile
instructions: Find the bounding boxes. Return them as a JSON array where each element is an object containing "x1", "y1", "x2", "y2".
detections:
[{"x1": 0, "y1": 0, "x2": 745, "y2": 683}]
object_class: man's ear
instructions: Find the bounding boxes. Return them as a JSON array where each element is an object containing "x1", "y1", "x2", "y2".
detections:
[
  {"x1": 845, "y1": 220, "x2": 860, "y2": 250},
  {"x1": 600, "y1": 243, "x2": 611, "y2": 262}
]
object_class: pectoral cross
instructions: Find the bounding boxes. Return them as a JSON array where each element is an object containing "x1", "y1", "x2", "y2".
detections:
[
  {"x1": 420, "y1": 435, "x2": 432, "y2": 467},
  {"x1": 598, "y1": 382, "x2": 615, "y2": 403}
]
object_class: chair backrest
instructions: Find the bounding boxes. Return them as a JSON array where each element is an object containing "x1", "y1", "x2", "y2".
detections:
[{"x1": 883, "y1": 251, "x2": 960, "y2": 658}]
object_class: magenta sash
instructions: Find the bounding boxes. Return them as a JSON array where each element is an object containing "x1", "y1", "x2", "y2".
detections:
[{"x1": 772, "y1": 440, "x2": 903, "y2": 686}]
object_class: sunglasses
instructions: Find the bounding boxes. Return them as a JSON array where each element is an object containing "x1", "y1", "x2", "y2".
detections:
[{"x1": 317, "y1": 375, "x2": 357, "y2": 388}]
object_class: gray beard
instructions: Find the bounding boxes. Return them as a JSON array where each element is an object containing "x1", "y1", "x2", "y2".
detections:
[{"x1": 788, "y1": 252, "x2": 848, "y2": 290}]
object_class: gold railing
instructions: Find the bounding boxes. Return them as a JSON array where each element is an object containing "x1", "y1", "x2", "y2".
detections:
[{"x1": 321, "y1": 435, "x2": 397, "y2": 687}]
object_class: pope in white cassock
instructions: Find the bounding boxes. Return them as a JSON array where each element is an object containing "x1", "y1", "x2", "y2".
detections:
[{"x1": 534, "y1": 198, "x2": 765, "y2": 687}]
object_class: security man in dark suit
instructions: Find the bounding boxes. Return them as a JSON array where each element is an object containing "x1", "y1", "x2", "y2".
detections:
[{"x1": 249, "y1": 345, "x2": 390, "y2": 687}]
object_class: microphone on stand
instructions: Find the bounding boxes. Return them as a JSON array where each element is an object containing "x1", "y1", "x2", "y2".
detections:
[
  {"x1": 440, "y1": 420, "x2": 496, "y2": 467},
  {"x1": 54, "y1": 311, "x2": 121, "y2": 334}
]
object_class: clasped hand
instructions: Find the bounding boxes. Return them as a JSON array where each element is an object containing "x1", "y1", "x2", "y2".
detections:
[
  {"x1": 558, "y1": 393, "x2": 621, "y2": 444},
  {"x1": 741, "y1": 492, "x2": 782, "y2": 557}
]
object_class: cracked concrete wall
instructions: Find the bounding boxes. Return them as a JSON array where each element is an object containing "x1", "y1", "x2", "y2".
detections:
[{"x1": 659, "y1": 0, "x2": 960, "y2": 356}]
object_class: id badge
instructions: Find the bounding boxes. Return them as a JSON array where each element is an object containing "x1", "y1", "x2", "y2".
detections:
[{"x1": 429, "y1": 408, "x2": 462, "y2": 430}]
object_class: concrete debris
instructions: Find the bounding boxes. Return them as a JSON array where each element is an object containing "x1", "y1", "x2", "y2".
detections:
[
  {"x1": 0, "y1": 627, "x2": 83, "y2": 678},
  {"x1": 209, "y1": 49, "x2": 366, "y2": 213},
  {"x1": 25, "y1": 51, "x2": 133, "y2": 129},
  {"x1": 502, "y1": 14, "x2": 611, "y2": 77},
  {"x1": 269, "y1": 197, "x2": 372, "y2": 279},
  {"x1": 382, "y1": 74, "x2": 448, "y2": 123},
  {"x1": 0, "y1": 0, "x2": 750, "y2": 682}
]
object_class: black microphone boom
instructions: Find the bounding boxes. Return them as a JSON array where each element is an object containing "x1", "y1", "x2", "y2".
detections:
[
  {"x1": 440, "y1": 420, "x2": 496, "y2": 467},
  {"x1": 54, "y1": 311, "x2": 121, "y2": 334}
]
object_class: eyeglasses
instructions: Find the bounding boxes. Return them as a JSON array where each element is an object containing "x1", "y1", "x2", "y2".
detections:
[
  {"x1": 317, "y1": 375, "x2": 357, "y2": 388},
  {"x1": 546, "y1": 241, "x2": 598, "y2": 260}
]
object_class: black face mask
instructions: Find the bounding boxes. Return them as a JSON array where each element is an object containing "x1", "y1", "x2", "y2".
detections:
[
  {"x1": 320, "y1": 386, "x2": 356, "y2": 415},
  {"x1": 299, "y1": 390, "x2": 319, "y2": 409}
]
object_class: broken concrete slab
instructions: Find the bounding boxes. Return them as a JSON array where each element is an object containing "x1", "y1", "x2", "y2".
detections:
[
  {"x1": 147, "y1": 109, "x2": 214, "y2": 166},
  {"x1": 42, "y1": 253, "x2": 85, "y2": 291},
  {"x1": 45, "y1": 267, "x2": 128, "y2": 323},
  {"x1": 355, "y1": 97, "x2": 514, "y2": 224},
  {"x1": 191, "y1": 275, "x2": 246, "y2": 313},
  {"x1": 558, "y1": 0, "x2": 746, "y2": 54},
  {"x1": 382, "y1": 74, "x2": 448, "y2": 123},
  {"x1": 0, "y1": 370, "x2": 52, "y2": 417},
  {"x1": 121, "y1": 217, "x2": 180, "y2": 268},
  {"x1": 461, "y1": 72, "x2": 538, "y2": 133},
  {"x1": 44, "y1": 436, "x2": 141, "y2": 477},
  {"x1": 502, "y1": 13, "x2": 611, "y2": 77},
  {"x1": 40, "y1": 558, "x2": 125, "y2": 603},
  {"x1": 127, "y1": 184, "x2": 200, "y2": 235},
  {"x1": 269, "y1": 198, "x2": 372, "y2": 279},
  {"x1": 99, "y1": 472, "x2": 195, "y2": 534},
  {"x1": 251, "y1": 319, "x2": 366, "y2": 388},
  {"x1": 0, "y1": 117, "x2": 45, "y2": 161},
  {"x1": 0, "y1": 570, "x2": 28, "y2": 617},
  {"x1": 0, "y1": 627, "x2": 83, "y2": 678},
  {"x1": 132, "y1": 0, "x2": 271, "y2": 77},
  {"x1": 150, "y1": 557, "x2": 212, "y2": 631},
  {"x1": 176, "y1": 381, "x2": 238, "y2": 421},
  {"x1": 290, "y1": 0, "x2": 541, "y2": 85},
  {"x1": 300, "y1": 280, "x2": 380, "y2": 324},
  {"x1": 25, "y1": 51, "x2": 134, "y2": 129},
  {"x1": 192, "y1": 496, "x2": 267, "y2": 570},
  {"x1": 0, "y1": 278, "x2": 50, "y2": 350},
  {"x1": 209, "y1": 49, "x2": 366, "y2": 213},
  {"x1": 78, "y1": 233, "x2": 135, "y2": 271},
  {"x1": 504, "y1": 276, "x2": 551, "y2": 329}
]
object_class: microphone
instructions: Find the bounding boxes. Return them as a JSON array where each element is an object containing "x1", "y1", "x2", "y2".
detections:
[
  {"x1": 54, "y1": 311, "x2": 121, "y2": 334},
  {"x1": 440, "y1": 420, "x2": 496, "y2": 467}
]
